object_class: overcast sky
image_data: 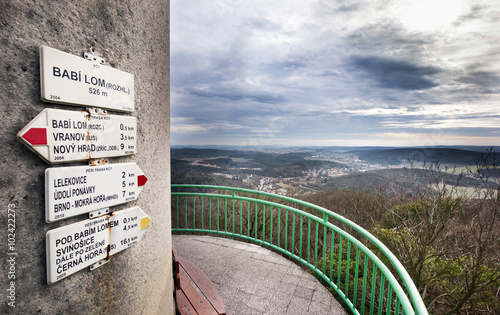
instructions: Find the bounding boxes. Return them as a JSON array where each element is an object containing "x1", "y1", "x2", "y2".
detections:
[{"x1": 170, "y1": 0, "x2": 500, "y2": 147}]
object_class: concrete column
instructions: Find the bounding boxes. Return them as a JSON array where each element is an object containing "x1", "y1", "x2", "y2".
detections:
[{"x1": 1, "y1": 1, "x2": 172, "y2": 314}]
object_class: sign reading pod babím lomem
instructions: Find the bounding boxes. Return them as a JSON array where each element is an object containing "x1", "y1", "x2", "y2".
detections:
[
  {"x1": 46, "y1": 206, "x2": 152, "y2": 284},
  {"x1": 45, "y1": 163, "x2": 148, "y2": 223},
  {"x1": 40, "y1": 45, "x2": 134, "y2": 112},
  {"x1": 17, "y1": 108, "x2": 136, "y2": 164}
]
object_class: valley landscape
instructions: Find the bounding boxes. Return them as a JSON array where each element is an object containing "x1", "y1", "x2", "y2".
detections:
[
  {"x1": 172, "y1": 145, "x2": 497, "y2": 196},
  {"x1": 172, "y1": 145, "x2": 500, "y2": 314}
]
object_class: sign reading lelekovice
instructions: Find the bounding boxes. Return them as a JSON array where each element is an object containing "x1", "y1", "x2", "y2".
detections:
[
  {"x1": 46, "y1": 206, "x2": 151, "y2": 284},
  {"x1": 40, "y1": 45, "x2": 134, "y2": 112},
  {"x1": 45, "y1": 163, "x2": 148, "y2": 222},
  {"x1": 17, "y1": 108, "x2": 136, "y2": 164}
]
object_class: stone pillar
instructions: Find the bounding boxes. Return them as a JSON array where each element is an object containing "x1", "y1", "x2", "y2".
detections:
[{"x1": 0, "y1": 1, "x2": 172, "y2": 314}]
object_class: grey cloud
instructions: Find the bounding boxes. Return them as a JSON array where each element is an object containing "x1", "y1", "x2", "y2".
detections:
[
  {"x1": 459, "y1": 71, "x2": 500, "y2": 92},
  {"x1": 350, "y1": 55, "x2": 441, "y2": 90},
  {"x1": 453, "y1": 5, "x2": 486, "y2": 26},
  {"x1": 335, "y1": 3, "x2": 360, "y2": 13},
  {"x1": 171, "y1": 0, "x2": 500, "y2": 146},
  {"x1": 245, "y1": 18, "x2": 282, "y2": 31},
  {"x1": 265, "y1": 60, "x2": 307, "y2": 71},
  {"x1": 319, "y1": 70, "x2": 342, "y2": 77},
  {"x1": 185, "y1": 87, "x2": 286, "y2": 104},
  {"x1": 345, "y1": 22, "x2": 432, "y2": 55}
]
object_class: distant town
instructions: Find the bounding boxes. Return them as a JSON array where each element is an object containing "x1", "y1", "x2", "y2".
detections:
[{"x1": 171, "y1": 146, "x2": 497, "y2": 195}]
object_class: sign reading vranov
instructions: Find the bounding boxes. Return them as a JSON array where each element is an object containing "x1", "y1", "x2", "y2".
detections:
[
  {"x1": 40, "y1": 46, "x2": 134, "y2": 112},
  {"x1": 45, "y1": 163, "x2": 148, "y2": 222},
  {"x1": 46, "y1": 206, "x2": 151, "y2": 284},
  {"x1": 17, "y1": 108, "x2": 136, "y2": 163}
]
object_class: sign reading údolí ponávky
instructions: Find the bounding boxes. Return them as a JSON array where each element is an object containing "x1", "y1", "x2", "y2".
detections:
[{"x1": 45, "y1": 163, "x2": 148, "y2": 223}]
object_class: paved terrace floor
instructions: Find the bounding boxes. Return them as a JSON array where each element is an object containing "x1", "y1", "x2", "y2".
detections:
[{"x1": 173, "y1": 235, "x2": 347, "y2": 315}]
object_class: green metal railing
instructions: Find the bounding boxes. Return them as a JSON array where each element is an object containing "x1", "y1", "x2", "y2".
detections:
[{"x1": 171, "y1": 184, "x2": 428, "y2": 315}]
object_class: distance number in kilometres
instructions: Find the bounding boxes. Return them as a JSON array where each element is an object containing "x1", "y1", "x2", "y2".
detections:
[
  {"x1": 123, "y1": 223, "x2": 138, "y2": 231},
  {"x1": 118, "y1": 124, "x2": 135, "y2": 154},
  {"x1": 122, "y1": 215, "x2": 138, "y2": 231},
  {"x1": 119, "y1": 124, "x2": 134, "y2": 131},
  {"x1": 120, "y1": 236, "x2": 138, "y2": 246},
  {"x1": 120, "y1": 134, "x2": 134, "y2": 141}
]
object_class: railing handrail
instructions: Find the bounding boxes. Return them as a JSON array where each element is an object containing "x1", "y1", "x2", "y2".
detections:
[{"x1": 171, "y1": 184, "x2": 428, "y2": 314}]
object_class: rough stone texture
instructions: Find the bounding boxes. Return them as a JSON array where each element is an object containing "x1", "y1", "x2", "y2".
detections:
[{"x1": 0, "y1": 1, "x2": 172, "y2": 314}]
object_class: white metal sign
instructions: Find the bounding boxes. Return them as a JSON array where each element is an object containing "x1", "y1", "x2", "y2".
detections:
[
  {"x1": 46, "y1": 215, "x2": 109, "y2": 284},
  {"x1": 40, "y1": 45, "x2": 134, "y2": 112},
  {"x1": 108, "y1": 206, "x2": 151, "y2": 256},
  {"x1": 17, "y1": 108, "x2": 136, "y2": 163},
  {"x1": 45, "y1": 163, "x2": 148, "y2": 223},
  {"x1": 46, "y1": 206, "x2": 151, "y2": 284}
]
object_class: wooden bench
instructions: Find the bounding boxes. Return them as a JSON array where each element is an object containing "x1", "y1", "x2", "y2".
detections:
[{"x1": 173, "y1": 246, "x2": 226, "y2": 315}]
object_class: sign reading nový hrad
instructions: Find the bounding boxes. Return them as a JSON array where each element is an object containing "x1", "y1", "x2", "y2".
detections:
[
  {"x1": 40, "y1": 45, "x2": 134, "y2": 112},
  {"x1": 45, "y1": 163, "x2": 148, "y2": 222},
  {"x1": 17, "y1": 108, "x2": 136, "y2": 164},
  {"x1": 46, "y1": 206, "x2": 152, "y2": 284}
]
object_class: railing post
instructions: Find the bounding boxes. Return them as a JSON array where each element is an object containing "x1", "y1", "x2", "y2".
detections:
[
  {"x1": 262, "y1": 204, "x2": 266, "y2": 243},
  {"x1": 322, "y1": 213, "x2": 328, "y2": 276},
  {"x1": 270, "y1": 206, "x2": 274, "y2": 245},
  {"x1": 231, "y1": 188, "x2": 236, "y2": 239},
  {"x1": 285, "y1": 209, "x2": 289, "y2": 252}
]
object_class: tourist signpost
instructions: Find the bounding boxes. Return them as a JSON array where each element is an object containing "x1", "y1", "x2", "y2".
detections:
[
  {"x1": 17, "y1": 45, "x2": 153, "y2": 285},
  {"x1": 46, "y1": 206, "x2": 151, "y2": 284},
  {"x1": 40, "y1": 45, "x2": 135, "y2": 112},
  {"x1": 45, "y1": 162, "x2": 148, "y2": 222},
  {"x1": 17, "y1": 108, "x2": 136, "y2": 163}
]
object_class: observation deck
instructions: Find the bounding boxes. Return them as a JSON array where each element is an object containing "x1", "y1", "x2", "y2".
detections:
[
  {"x1": 171, "y1": 185, "x2": 428, "y2": 315},
  {"x1": 173, "y1": 234, "x2": 346, "y2": 314}
]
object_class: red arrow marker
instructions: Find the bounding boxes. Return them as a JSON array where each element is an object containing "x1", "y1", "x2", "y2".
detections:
[
  {"x1": 22, "y1": 128, "x2": 47, "y2": 145},
  {"x1": 137, "y1": 175, "x2": 148, "y2": 187}
]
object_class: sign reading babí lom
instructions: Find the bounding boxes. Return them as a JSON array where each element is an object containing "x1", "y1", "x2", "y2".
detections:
[
  {"x1": 17, "y1": 108, "x2": 136, "y2": 163},
  {"x1": 40, "y1": 45, "x2": 134, "y2": 112},
  {"x1": 45, "y1": 163, "x2": 148, "y2": 223},
  {"x1": 46, "y1": 206, "x2": 152, "y2": 284}
]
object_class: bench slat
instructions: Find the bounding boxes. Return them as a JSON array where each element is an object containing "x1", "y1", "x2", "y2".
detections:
[
  {"x1": 177, "y1": 263, "x2": 219, "y2": 315},
  {"x1": 178, "y1": 258, "x2": 226, "y2": 314},
  {"x1": 173, "y1": 246, "x2": 226, "y2": 315},
  {"x1": 176, "y1": 287, "x2": 198, "y2": 315}
]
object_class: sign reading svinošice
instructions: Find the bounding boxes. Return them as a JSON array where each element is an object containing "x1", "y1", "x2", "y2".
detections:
[
  {"x1": 40, "y1": 46, "x2": 134, "y2": 112},
  {"x1": 46, "y1": 206, "x2": 151, "y2": 284},
  {"x1": 46, "y1": 215, "x2": 109, "y2": 284},
  {"x1": 17, "y1": 108, "x2": 136, "y2": 163},
  {"x1": 45, "y1": 163, "x2": 148, "y2": 222}
]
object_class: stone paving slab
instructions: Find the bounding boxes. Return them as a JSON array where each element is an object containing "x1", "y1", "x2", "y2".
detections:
[{"x1": 173, "y1": 234, "x2": 347, "y2": 315}]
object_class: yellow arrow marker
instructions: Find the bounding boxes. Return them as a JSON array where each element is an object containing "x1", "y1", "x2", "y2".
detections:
[{"x1": 141, "y1": 216, "x2": 152, "y2": 230}]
